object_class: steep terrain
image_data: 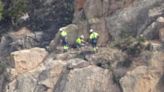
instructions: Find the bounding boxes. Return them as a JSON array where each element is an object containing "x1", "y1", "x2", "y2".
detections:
[{"x1": 0, "y1": 0, "x2": 164, "y2": 92}]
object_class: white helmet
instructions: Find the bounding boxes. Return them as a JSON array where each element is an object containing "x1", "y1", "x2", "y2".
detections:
[
  {"x1": 157, "y1": 17, "x2": 164, "y2": 23},
  {"x1": 80, "y1": 35, "x2": 84, "y2": 39},
  {"x1": 59, "y1": 28, "x2": 63, "y2": 32},
  {"x1": 59, "y1": 27, "x2": 65, "y2": 32},
  {"x1": 140, "y1": 34, "x2": 143, "y2": 37},
  {"x1": 89, "y1": 29, "x2": 93, "y2": 33}
]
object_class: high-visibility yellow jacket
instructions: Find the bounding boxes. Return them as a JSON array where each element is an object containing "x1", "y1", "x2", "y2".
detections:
[
  {"x1": 89, "y1": 32, "x2": 99, "y2": 39},
  {"x1": 76, "y1": 37, "x2": 84, "y2": 44},
  {"x1": 60, "y1": 31, "x2": 67, "y2": 37}
]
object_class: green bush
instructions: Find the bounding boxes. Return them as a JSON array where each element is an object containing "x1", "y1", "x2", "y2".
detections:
[
  {"x1": 8, "y1": 0, "x2": 28, "y2": 23},
  {"x1": 0, "y1": 0, "x2": 3, "y2": 20}
]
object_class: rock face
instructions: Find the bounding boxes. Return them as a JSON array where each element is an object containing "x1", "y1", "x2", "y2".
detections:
[
  {"x1": 2, "y1": 46, "x2": 164, "y2": 92},
  {"x1": 73, "y1": 0, "x2": 164, "y2": 45},
  {"x1": 120, "y1": 66, "x2": 161, "y2": 92},
  {"x1": 55, "y1": 66, "x2": 112, "y2": 92},
  {"x1": 85, "y1": 47, "x2": 127, "y2": 69},
  {"x1": 120, "y1": 51, "x2": 164, "y2": 92},
  {"x1": 10, "y1": 47, "x2": 48, "y2": 75},
  {"x1": 159, "y1": 28, "x2": 164, "y2": 43},
  {"x1": 0, "y1": 27, "x2": 42, "y2": 57},
  {"x1": 0, "y1": 0, "x2": 164, "y2": 92},
  {"x1": 5, "y1": 47, "x2": 124, "y2": 92},
  {"x1": 107, "y1": 0, "x2": 163, "y2": 40}
]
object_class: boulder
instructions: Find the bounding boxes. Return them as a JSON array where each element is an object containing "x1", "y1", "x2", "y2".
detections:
[
  {"x1": 120, "y1": 66, "x2": 162, "y2": 92},
  {"x1": 6, "y1": 53, "x2": 67, "y2": 92},
  {"x1": 10, "y1": 47, "x2": 48, "y2": 75},
  {"x1": 64, "y1": 24, "x2": 79, "y2": 45},
  {"x1": 120, "y1": 51, "x2": 164, "y2": 92},
  {"x1": 54, "y1": 65, "x2": 121, "y2": 92},
  {"x1": 8, "y1": 27, "x2": 33, "y2": 40},
  {"x1": 0, "y1": 27, "x2": 44, "y2": 58},
  {"x1": 6, "y1": 65, "x2": 44, "y2": 92},
  {"x1": 49, "y1": 24, "x2": 78, "y2": 51},
  {"x1": 13, "y1": 74, "x2": 38, "y2": 92},
  {"x1": 107, "y1": 0, "x2": 163, "y2": 41},
  {"x1": 8, "y1": 27, "x2": 41, "y2": 50},
  {"x1": 6, "y1": 53, "x2": 92, "y2": 92},
  {"x1": 36, "y1": 60, "x2": 66, "y2": 92}
]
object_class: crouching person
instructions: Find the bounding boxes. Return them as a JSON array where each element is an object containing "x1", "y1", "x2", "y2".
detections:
[{"x1": 75, "y1": 35, "x2": 85, "y2": 49}]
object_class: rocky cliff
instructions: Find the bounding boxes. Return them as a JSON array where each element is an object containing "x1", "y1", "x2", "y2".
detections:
[{"x1": 0, "y1": 0, "x2": 164, "y2": 92}]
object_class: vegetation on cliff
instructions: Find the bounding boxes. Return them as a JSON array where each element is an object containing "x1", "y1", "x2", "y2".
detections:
[{"x1": 0, "y1": 0, "x2": 3, "y2": 20}]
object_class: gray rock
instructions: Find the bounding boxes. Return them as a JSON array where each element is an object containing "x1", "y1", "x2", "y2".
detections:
[
  {"x1": 107, "y1": 0, "x2": 163, "y2": 41},
  {"x1": 54, "y1": 65, "x2": 120, "y2": 92},
  {"x1": 67, "y1": 58, "x2": 90, "y2": 69},
  {"x1": 85, "y1": 48, "x2": 127, "y2": 69},
  {"x1": 0, "y1": 75, "x2": 5, "y2": 92},
  {"x1": 120, "y1": 66, "x2": 162, "y2": 92}
]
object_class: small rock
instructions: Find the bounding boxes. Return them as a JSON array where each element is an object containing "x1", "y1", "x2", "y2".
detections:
[{"x1": 67, "y1": 58, "x2": 90, "y2": 69}]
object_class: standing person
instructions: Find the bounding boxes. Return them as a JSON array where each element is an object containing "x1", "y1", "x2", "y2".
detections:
[
  {"x1": 89, "y1": 29, "x2": 99, "y2": 52},
  {"x1": 59, "y1": 28, "x2": 69, "y2": 52},
  {"x1": 75, "y1": 35, "x2": 85, "y2": 49}
]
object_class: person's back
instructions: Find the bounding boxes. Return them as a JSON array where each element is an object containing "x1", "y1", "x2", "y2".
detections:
[
  {"x1": 89, "y1": 32, "x2": 99, "y2": 40},
  {"x1": 89, "y1": 29, "x2": 99, "y2": 52}
]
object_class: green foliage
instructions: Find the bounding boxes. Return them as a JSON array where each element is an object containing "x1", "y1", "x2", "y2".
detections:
[
  {"x1": 110, "y1": 36, "x2": 146, "y2": 56},
  {"x1": 8, "y1": 0, "x2": 28, "y2": 21},
  {"x1": 0, "y1": 0, "x2": 4, "y2": 20}
]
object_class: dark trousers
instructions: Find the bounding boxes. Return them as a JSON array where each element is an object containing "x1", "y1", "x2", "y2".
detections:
[
  {"x1": 76, "y1": 43, "x2": 81, "y2": 48},
  {"x1": 91, "y1": 39, "x2": 97, "y2": 48},
  {"x1": 61, "y1": 37, "x2": 67, "y2": 46}
]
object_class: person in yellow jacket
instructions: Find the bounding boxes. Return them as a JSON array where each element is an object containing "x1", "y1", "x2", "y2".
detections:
[
  {"x1": 76, "y1": 35, "x2": 85, "y2": 48},
  {"x1": 59, "y1": 28, "x2": 69, "y2": 52},
  {"x1": 89, "y1": 29, "x2": 99, "y2": 52}
]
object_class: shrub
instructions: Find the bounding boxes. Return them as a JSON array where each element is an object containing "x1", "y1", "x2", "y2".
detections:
[
  {"x1": 0, "y1": 0, "x2": 3, "y2": 20},
  {"x1": 8, "y1": 0, "x2": 28, "y2": 24}
]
